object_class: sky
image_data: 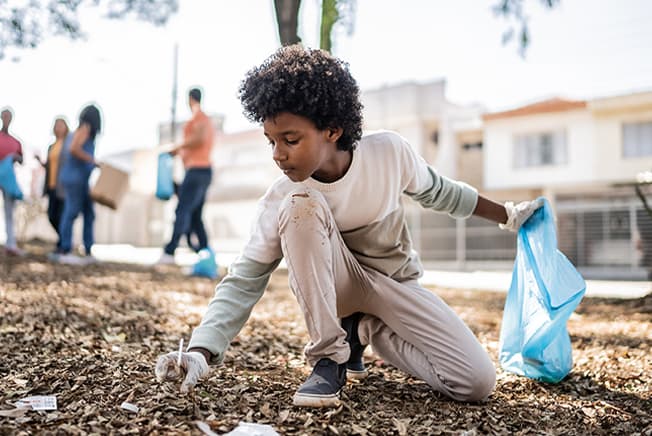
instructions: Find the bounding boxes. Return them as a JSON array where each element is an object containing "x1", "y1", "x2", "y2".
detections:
[{"x1": 1, "y1": 0, "x2": 652, "y2": 159}]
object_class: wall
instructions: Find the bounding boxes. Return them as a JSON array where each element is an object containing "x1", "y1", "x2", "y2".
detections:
[
  {"x1": 484, "y1": 109, "x2": 596, "y2": 190},
  {"x1": 592, "y1": 102, "x2": 652, "y2": 183}
]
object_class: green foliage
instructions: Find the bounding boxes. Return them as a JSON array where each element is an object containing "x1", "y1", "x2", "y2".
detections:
[
  {"x1": 0, "y1": 0, "x2": 178, "y2": 60},
  {"x1": 492, "y1": 0, "x2": 561, "y2": 57},
  {"x1": 1, "y1": 0, "x2": 559, "y2": 60}
]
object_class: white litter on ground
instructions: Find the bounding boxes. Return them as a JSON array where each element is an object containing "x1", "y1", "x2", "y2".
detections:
[
  {"x1": 15, "y1": 396, "x2": 57, "y2": 411},
  {"x1": 120, "y1": 402, "x2": 139, "y2": 413},
  {"x1": 221, "y1": 422, "x2": 279, "y2": 436},
  {"x1": 195, "y1": 421, "x2": 219, "y2": 436}
]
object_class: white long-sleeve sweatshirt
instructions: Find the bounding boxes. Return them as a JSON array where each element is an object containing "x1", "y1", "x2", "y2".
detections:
[{"x1": 188, "y1": 130, "x2": 478, "y2": 363}]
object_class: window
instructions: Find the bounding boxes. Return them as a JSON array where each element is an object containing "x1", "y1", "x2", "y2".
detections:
[
  {"x1": 462, "y1": 142, "x2": 482, "y2": 150},
  {"x1": 623, "y1": 121, "x2": 652, "y2": 158},
  {"x1": 431, "y1": 130, "x2": 439, "y2": 145},
  {"x1": 513, "y1": 131, "x2": 567, "y2": 168}
]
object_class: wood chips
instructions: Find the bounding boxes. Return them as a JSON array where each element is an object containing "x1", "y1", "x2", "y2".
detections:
[{"x1": 1, "y1": 243, "x2": 650, "y2": 435}]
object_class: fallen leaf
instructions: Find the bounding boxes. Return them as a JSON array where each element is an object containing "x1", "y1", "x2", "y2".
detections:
[
  {"x1": 278, "y1": 409, "x2": 290, "y2": 423},
  {"x1": 392, "y1": 418, "x2": 408, "y2": 436},
  {"x1": 0, "y1": 407, "x2": 30, "y2": 418}
]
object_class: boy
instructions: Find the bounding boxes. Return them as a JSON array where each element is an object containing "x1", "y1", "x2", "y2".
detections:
[{"x1": 156, "y1": 45, "x2": 542, "y2": 407}]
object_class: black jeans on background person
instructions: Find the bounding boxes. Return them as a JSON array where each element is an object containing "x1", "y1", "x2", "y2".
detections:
[
  {"x1": 173, "y1": 181, "x2": 203, "y2": 253},
  {"x1": 46, "y1": 188, "x2": 64, "y2": 251}
]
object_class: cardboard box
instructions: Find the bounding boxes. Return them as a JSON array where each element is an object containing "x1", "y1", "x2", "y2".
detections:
[{"x1": 90, "y1": 163, "x2": 130, "y2": 210}]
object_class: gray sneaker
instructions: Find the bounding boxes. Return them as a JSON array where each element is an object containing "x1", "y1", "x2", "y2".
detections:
[
  {"x1": 292, "y1": 358, "x2": 346, "y2": 408},
  {"x1": 156, "y1": 253, "x2": 176, "y2": 265},
  {"x1": 57, "y1": 253, "x2": 87, "y2": 265}
]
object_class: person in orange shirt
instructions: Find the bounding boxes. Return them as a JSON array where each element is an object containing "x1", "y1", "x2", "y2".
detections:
[
  {"x1": 159, "y1": 87, "x2": 215, "y2": 264},
  {"x1": 36, "y1": 117, "x2": 69, "y2": 253}
]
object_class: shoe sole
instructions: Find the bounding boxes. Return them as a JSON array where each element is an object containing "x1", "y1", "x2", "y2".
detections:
[
  {"x1": 346, "y1": 368, "x2": 368, "y2": 380},
  {"x1": 292, "y1": 391, "x2": 341, "y2": 408}
]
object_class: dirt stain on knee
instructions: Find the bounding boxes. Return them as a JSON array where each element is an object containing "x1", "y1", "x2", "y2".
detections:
[{"x1": 288, "y1": 192, "x2": 317, "y2": 224}]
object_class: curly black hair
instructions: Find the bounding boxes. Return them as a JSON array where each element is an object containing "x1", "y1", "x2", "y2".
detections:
[
  {"x1": 238, "y1": 45, "x2": 363, "y2": 151},
  {"x1": 79, "y1": 104, "x2": 102, "y2": 140}
]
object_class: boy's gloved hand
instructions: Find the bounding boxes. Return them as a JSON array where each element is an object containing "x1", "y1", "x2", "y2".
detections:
[
  {"x1": 155, "y1": 351, "x2": 209, "y2": 393},
  {"x1": 499, "y1": 198, "x2": 545, "y2": 232}
]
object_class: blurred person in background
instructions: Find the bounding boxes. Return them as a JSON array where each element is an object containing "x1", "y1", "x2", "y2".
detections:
[
  {"x1": 0, "y1": 107, "x2": 25, "y2": 256},
  {"x1": 55, "y1": 104, "x2": 101, "y2": 265},
  {"x1": 36, "y1": 117, "x2": 69, "y2": 254},
  {"x1": 158, "y1": 87, "x2": 215, "y2": 264}
]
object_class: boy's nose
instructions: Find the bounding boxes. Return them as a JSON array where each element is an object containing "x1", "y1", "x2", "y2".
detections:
[{"x1": 272, "y1": 144, "x2": 286, "y2": 162}]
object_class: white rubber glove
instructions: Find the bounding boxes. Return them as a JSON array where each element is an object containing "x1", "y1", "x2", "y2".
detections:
[
  {"x1": 499, "y1": 198, "x2": 545, "y2": 232},
  {"x1": 155, "y1": 351, "x2": 210, "y2": 393}
]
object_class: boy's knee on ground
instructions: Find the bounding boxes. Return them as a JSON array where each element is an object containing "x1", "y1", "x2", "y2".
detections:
[
  {"x1": 465, "y1": 365, "x2": 496, "y2": 402},
  {"x1": 440, "y1": 357, "x2": 496, "y2": 402}
]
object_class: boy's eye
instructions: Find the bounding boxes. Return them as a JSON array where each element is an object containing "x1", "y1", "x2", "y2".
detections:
[{"x1": 286, "y1": 139, "x2": 299, "y2": 145}]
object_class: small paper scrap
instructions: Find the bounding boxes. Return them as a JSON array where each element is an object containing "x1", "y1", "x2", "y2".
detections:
[
  {"x1": 120, "y1": 402, "x2": 139, "y2": 413},
  {"x1": 224, "y1": 422, "x2": 279, "y2": 436},
  {"x1": 15, "y1": 396, "x2": 57, "y2": 411}
]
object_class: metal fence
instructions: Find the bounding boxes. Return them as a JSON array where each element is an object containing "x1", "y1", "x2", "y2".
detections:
[
  {"x1": 407, "y1": 194, "x2": 652, "y2": 280},
  {"x1": 556, "y1": 196, "x2": 651, "y2": 280},
  {"x1": 406, "y1": 202, "x2": 516, "y2": 270}
]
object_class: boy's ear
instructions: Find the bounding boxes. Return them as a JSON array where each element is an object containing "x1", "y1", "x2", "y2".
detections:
[{"x1": 325, "y1": 127, "x2": 343, "y2": 143}]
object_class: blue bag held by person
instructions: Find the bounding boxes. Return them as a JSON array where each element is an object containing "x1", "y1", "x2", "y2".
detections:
[
  {"x1": 156, "y1": 152, "x2": 174, "y2": 200},
  {"x1": 0, "y1": 155, "x2": 23, "y2": 200},
  {"x1": 499, "y1": 198, "x2": 586, "y2": 383},
  {"x1": 192, "y1": 247, "x2": 218, "y2": 279}
]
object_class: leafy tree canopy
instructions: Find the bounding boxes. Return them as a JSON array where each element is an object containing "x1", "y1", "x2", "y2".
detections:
[
  {"x1": 0, "y1": 0, "x2": 558, "y2": 60},
  {"x1": 0, "y1": 0, "x2": 178, "y2": 60}
]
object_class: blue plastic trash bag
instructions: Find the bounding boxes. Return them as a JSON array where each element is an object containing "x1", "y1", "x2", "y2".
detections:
[
  {"x1": 156, "y1": 152, "x2": 174, "y2": 200},
  {"x1": 192, "y1": 248, "x2": 218, "y2": 279},
  {"x1": 0, "y1": 156, "x2": 23, "y2": 200},
  {"x1": 499, "y1": 198, "x2": 586, "y2": 383}
]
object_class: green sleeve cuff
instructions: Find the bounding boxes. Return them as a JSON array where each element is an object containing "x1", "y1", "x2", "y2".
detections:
[
  {"x1": 188, "y1": 326, "x2": 230, "y2": 364},
  {"x1": 407, "y1": 167, "x2": 479, "y2": 219}
]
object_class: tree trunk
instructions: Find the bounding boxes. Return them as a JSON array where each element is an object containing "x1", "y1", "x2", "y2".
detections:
[
  {"x1": 273, "y1": 0, "x2": 302, "y2": 46},
  {"x1": 320, "y1": 0, "x2": 338, "y2": 52}
]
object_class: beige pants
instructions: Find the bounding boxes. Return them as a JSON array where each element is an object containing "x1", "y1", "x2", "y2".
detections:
[{"x1": 278, "y1": 188, "x2": 495, "y2": 402}]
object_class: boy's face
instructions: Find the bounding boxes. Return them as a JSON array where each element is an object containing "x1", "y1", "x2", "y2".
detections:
[{"x1": 263, "y1": 112, "x2": 342, "y2": 183}]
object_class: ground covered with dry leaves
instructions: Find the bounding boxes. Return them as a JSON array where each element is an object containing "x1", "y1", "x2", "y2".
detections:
[{"x1": 1, "y1": 244, "x2": 651, "y2": 435}]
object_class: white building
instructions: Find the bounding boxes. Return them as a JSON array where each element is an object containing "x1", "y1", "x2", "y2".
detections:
[
  {"x1": 195, "y1": 79, "x2": 503, "y2": 267},
  {"x1": 10, "y1": 82, "x2": 650, "y2": 280},
  {"x1": 483, "y1": 92, "x2": 652, "y2": 279}
]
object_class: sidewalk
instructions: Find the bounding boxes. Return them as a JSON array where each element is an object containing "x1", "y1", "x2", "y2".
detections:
[
  {"x1": 420, "y1": 269, "x2": 650, "y2": 299},
  {"x1": 91, "y1": 245, "x2": 651, "y2": 300}
]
